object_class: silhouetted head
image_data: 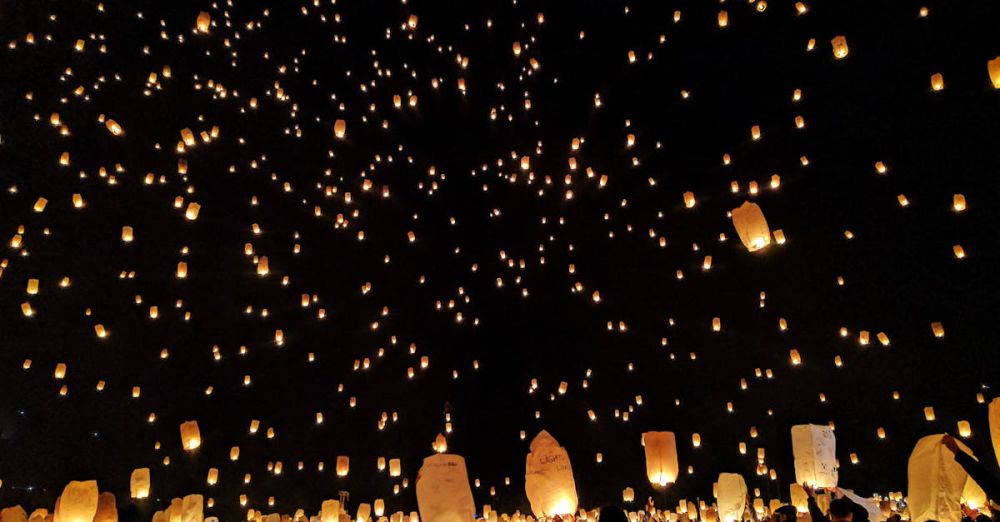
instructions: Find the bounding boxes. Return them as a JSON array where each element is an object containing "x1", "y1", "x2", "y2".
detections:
[
  {"x1": 599, "y1": 505, "x2": 630, "y2": 522},
  {"x1": 774, "y1": 504, "x2": 798, "y2": 522},
  {"x1": 829, "y1": 499, "x2": 854, "y2": 522}
]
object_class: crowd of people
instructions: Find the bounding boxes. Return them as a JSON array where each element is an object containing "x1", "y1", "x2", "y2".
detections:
[{"x1": 547, "y1": 435, "x2": 1000, "y2": 522}]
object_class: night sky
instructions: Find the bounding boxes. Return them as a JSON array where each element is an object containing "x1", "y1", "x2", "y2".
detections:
[{"x1": 1, "y1": 0, "x2": 999, "y2": 519}]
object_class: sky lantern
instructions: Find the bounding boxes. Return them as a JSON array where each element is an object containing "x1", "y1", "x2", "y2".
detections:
[
  {"x1": 524, "y1": 430, "x2": 578, "y2": 518},
  {"x1": 831, "y1": 36, "x2": 849, "y2": 59},
  {"x1": 55, "y1": 481, "x2": 99, "y2": 522},
  {"x1": 179, "y1": 420, "x2": 201, "y2": 450},
  {"x1": 416, "y1": 453, "x2": 476, "y2": 522},
  {"x1": 432, "y1": 433, "x2": 448, "y2": 453},
  {"x1": 931, "y1": 73, "x2": 944, "y2": 91},
  {"x1": 105, "y1": 119, "x2": 123, "y2": 136},
  {"x1": 907, "y1": 434, "x2": 972, "y2": 522},
  {"x1": 334, "y1": 119, "x2": 347, "y2": 139},
  {"x1": 130, "y1": 468, "x2": 150, "y2": 499},
  {"x1": 989, "y1": 57, "x2": 1000, "y2": 88},
  {"x1": 184, "y1": 203, "x2": 200, "y2": 221},
  {"x1": 321, "y1": 500, "x2": 342, "y2": 522},
  {"x1": 791, "y1": 424, "x2": 838, "y2": 487},
  {"x1": 196, "y1": 11, "x2": 211, "y2": 33},
  {"x1": 716, "y1": 473, "x2": 747, "y2": 522},
  {"x1": 731, "y1": 201, "x2": 771, "y2": 252},
  {"x1": 94, "y1": 493, "x2": 116, "y2": 522},
  {"x1": 643, "y1": 431, "x2": 679, "y2": 486},
  {"x1": 683, "y1": 191, "x2": 696, "y2": 208},
  {"x1": 989, "y1": 397, "x2": 1000, "y2": 466},
  {"x1": 336, "y1": 456, "x2": 350, "y2": 476}
]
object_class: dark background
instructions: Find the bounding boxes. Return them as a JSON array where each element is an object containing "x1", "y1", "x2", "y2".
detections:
[{"x1": 1, "y1": 0, "x2": 999, "y2": 519}]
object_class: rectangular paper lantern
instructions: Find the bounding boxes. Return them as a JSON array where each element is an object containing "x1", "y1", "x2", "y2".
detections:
[
  {"x1": 643, "y1": 431, "x2": 679, "y2": 486},
  {"x1": 791, "y1": 424, "x2": 838, "y2": 487}
]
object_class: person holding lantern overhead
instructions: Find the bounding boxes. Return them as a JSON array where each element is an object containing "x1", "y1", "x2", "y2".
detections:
[
  {"x1": 803, "y1": 484, "x2": 870, "y2": 522},
  {"x1": 942, "y1": 434, "x2": 1000, "y2": 506}
]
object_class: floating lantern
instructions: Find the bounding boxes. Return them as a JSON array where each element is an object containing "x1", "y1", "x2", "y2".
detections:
[
  {"x1": 337, "y1": 456, "x2": 350, "y2": 476},
  {"x1": 524, "y1": 430, "x2": 578, "y2": 518},
  {"x1": 130, "y1": 469, "x2": 150, "y2": 499},
  {"x1": 180, "y1": 420, "x2": 201, "y2": 450},
  {"x1": 931, "y1": 73, "x2": 944, "y2": 91},
  {"x1": 643, "y1": 431, "x2": 679, "y2": 486},
  {"x1": 196, "y1": 11, "x2": 211, "y2": 33},
  {"x1": 334, "y1": 119, "x2": 346, "y2": 139},
  {"x1": 989, "y1": 57, "x2": 1000, "y2": 88},
  {"x1": 831, "y1": 36, "x2": 849, "y2": 59},
  {"x1": 731, "y1": 201, "x2": 771, "y2": 252}
]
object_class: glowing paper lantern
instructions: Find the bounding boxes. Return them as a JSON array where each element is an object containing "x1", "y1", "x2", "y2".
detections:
[
  {"x1": 716, "y1": 473, "x2": 747, "y2": 522},
  {"x1": 962, "y1": 473, "x2": 987, "y2": 511},
  {"x1": 334, "y1": 120, "x2": 346, "y2": 139},
  {"x1": 989, "y1": 57, "x2": 1000, "y2": 89},
  {"x1": 990, "y1": 397, "x2": 1000, "y2": 467},
  {"x1": 432, "y1": 433, "x2": 448, "y2": 453},
  {"x1": 130, "y1": 468, "x2": 150, "y2": 499},
  {"x1": 623, "y1": 487, "x2": 635, "y2": 503},
  {"x1": 789, "y1": 484, "x2": 808, "y2": 513},
  {"x1": 196, "y1": 12, "x2": 211, "y2": 33},
  {"x1": 0, "y1": 506, "x2": 27, "y2": 522},
  {"x1": 643, "y1": 431, "x2": 679, "y2": 486},
  {"x1": 931, "y1": 73, "x2": 944, "y2": 91},
  {"x1": 105, "y1": 120, "x2": 123, "y2": 136},
  {"x1": 321, "y1": 500, "x2": 342, "y2": 522},
  {"x1": 94, "y1": 492, "x2": 117, "y2": 522},
  {"x1": 390, "y1": 458, "x2": 402, "y2": 477},
  {"x1": 182, "y1": 494, "x2": 203, "y2": 522},
  {"x1": 56, "y1": 480, "x2": 99, "y2": 522},
  {"x1": 336, "y1": 455, "x2": 350, "y2": 476},
  {"x1": 416, "y1": 453, "x2": 476, "y2": 522},
  {"x1": 524, "y1": 430, "x2": 578, "y2": 518},
  {"x1": 791, "y1": 424, "x2": 838, "y2": 487},
  {"x1": 831, "y1": 36, "x2": 849, "y2": 59},
  {"x1": 180, "y1": 420, "x2": 201, "y2": 450},
  {"x1": 731, "y1": 201, "x2": 771, "y2": 252},
  {"x1": 907, "y1": 434, "x2": 968, "y2": 522}
]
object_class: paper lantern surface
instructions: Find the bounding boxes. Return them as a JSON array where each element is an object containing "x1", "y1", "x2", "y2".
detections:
[
  {"x1": 907, "y1": 434, "x2": 968, "y2": 522},
  {"x1": 716, "y1": 473, "x2": 747, "y2": 522},
  {"x1": 130, "y1": 468, "x2": 150, "y2": 499},
  {"x1": 0, "y1": 506, "x2": 28, "y2": 522},
  {"x1": 791, "y1": 424, "x2": 838, "y2": 487},
  {"x1": 94, "y1": 492, "x2": 117, "y2": 522},
  {"x1": 181, "y1": 494, "x2": 203, "y2": 522},
  {"x1": 415, "y1": 453, "x2": 476, "y2": 522},
  {"x1": 731, "y1": 201, "x2": 771, "y2": 252},
  {"x1": 524, "y1": 430, "x2": 578, "y2": 518},
  {"x1": 56, "y1": 480, "x2": 99, "y2": 522},
  {"x1": 642, "y1": 431, "x2": 679, "y2": 486},
  {"x1": 990, "y1": 397, "x2": 1000, "y2": 467}
]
